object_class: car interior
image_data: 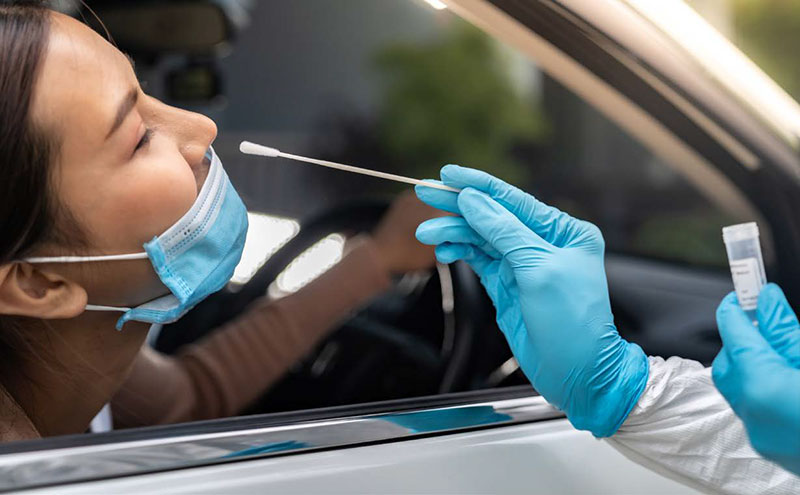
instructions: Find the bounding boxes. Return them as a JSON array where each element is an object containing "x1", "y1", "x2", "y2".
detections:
[{"x1": 75, "y1": 0, "x2": 748, "y2": 420}]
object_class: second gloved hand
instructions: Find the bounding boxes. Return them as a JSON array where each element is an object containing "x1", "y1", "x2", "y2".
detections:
[
  {"x1": 415, "y1": 166, "x2": 648, "y2": 437},
  {"x1": 713, "y1": 284, "x2": 800, "y2": 475}
]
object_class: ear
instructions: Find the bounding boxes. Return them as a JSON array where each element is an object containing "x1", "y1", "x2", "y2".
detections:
[{"x1": 0, "y1": 263, "x2": 88, "y2": 319}]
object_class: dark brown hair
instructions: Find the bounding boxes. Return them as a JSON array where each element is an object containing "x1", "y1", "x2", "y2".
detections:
[
  {"x1": 0, "y1": 1, "x2": 59, "y2": 264},
  {"x1": 0, "y1": 2, "x2": 92, "y2": 385}
]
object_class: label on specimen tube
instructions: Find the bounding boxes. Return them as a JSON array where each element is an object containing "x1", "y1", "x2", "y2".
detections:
[{"x1": 730, "y1": 257, "x2": 764, "y2": 311}]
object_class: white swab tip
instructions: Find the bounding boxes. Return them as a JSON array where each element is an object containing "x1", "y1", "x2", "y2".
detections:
[{"x1": 240, "y1": 141, "x2": 281, "y2": 157}]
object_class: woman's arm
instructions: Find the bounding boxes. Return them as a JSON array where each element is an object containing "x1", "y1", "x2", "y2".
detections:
[
  {"x1": 111, "y1": 192, "x2": 439, "y2": 427},
  {"x1": 606, "y1": 356, "x2": 800, "y2": 495},
  {"x1": 110, "y1": 238, "x2": 391, "y2": 427}
]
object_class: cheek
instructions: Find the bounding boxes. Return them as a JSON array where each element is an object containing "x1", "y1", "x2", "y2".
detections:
[
  {"x1": 53, "y1": 153, "x2": 199, "y2": 305},
  {"x1": 101, "y1": 157, "x2": 198, "y2": 251}
]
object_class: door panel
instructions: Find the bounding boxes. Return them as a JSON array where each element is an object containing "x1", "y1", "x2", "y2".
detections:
[{"x1": 27, "y1": 420, "x2": 699, "y2": 495}]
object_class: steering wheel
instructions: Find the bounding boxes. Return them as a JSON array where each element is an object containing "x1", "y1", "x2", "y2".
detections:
[{"x1": 155, "y1": 200, "x2": 485, "y2": 409}]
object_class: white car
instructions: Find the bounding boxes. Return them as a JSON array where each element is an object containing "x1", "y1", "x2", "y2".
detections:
[{"x1": 2, "y1": 0, "x2": 799, "y2": 493}]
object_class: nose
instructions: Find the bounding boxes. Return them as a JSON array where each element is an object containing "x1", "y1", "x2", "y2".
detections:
[
  {"x1": 179, "y1": 111, "x2": 218, "y2": 173},
  {"x1": 147, "y1": 96, "x2": 218, "y2": 173}
]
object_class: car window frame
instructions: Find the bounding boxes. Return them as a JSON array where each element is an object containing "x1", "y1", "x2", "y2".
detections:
[{"x1": 0, "y1": 387, "x2": 562, "y2": 492}]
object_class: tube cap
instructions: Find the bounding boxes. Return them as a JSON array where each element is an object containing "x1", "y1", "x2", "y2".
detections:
[{"x1": 722, "y1": 222, "x2": 759, "y2": 243}]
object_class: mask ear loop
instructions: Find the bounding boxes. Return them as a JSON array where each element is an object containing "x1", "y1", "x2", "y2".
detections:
[
  {"x1": 22, "y1": 252, "x2": 148, "y2": 314},
  {"x1": 23, "y1": 253, "x2": 149, "y2": 264},
  {"x1": 85, "y1": 304, "x2": 131, "y2": 312}
]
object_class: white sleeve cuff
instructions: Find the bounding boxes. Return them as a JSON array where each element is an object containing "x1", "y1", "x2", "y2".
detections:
[{"x1": 606, "y1": 356, "x2": 800, "y2": 495}]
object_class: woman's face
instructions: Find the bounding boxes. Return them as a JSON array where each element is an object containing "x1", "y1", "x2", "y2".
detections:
[{"x1": 30, "y1": 12, "x2": 218, "y2": 307}]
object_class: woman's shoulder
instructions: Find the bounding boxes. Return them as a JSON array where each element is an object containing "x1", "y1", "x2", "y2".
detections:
[{"x1": 0, "y1": 383, "x2": 40, "y2": 443}]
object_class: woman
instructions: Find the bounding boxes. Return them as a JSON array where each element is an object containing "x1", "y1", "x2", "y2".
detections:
[{"x1": 0, "y1": 2, "x2": 438, "y2": 441}]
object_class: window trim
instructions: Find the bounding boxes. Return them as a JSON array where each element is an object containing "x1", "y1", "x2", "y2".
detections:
[
  {"x1": 446, "y1": 0, "x2": 766, "y2": 224},
  {"x1": 0, "y1": 388, "x2": 561, "y2": 492}
]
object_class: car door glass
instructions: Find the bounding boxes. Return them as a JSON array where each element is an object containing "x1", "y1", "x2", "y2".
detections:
[
  {"x1": 131, "y1": 0, "x2": 749, "y2": 414},
  {"x1": 136, "y1": 0, "x2": 745, "y2": 410}
]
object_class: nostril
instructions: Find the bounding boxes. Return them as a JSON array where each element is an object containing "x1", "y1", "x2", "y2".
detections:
[
  {"x1": 188, "y1": 148, "x2": 213, "y2": 195},
  {"x1": 184, "y1": 143, "x2": 211, "y2": 169}
]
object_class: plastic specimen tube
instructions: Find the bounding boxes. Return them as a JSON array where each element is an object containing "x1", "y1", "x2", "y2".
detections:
[{"x1": 722, "y1": 222, "x2": 767, "y2": 317}]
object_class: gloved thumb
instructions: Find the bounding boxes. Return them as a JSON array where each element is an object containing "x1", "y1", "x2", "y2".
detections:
[
  {"x1": 456, "y1": 188, "x2": 550, "y2": 265},
  {"x1": 756, "y1": 283, "x2": 800, "y2": 368},
  {"x1": 716, "y1": 292, "x2": 773, "y2": 364},
  {"x1": 440, "y1": 165, "x2": 580, "y2": 248}
]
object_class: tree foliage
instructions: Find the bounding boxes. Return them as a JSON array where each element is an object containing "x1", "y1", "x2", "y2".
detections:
[
  {"x1": 372, "y1": 22, "x2": 550, "y2": 183},
  {"x1": 731, "y1": 0, "x2": 800, "y2": 99}
]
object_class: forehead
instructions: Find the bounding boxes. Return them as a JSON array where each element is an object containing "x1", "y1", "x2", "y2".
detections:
[{"x1": 31, "y1": 12, "x2": 134, "y2": 148}]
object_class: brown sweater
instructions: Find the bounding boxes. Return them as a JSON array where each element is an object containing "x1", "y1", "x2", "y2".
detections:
[{"x1": 0, "y1": 240, "x2": 391, "y2": 439}]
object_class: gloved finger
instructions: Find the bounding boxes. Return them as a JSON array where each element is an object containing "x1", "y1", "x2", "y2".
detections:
[
  {"x1": 416, "y1": 216, "x2": 501, "y2": 258},
  {"x1": 440, "y1": 165, "x2": 579, "y2": 246},
  {"x1": 716, "y1": 292, "x2": 774, "y2": 363},
  {"x1": 711, "y1": 349, "x2": 730, "y2": 382},
  {"x1": 756, "y1": 283, "x2": 800, "y2": 368},
  {"x1": 456, "y1": 188, "x2": 550, "y2": 263},
  {"x1": 498, "y1": 258, "x2": 518, "y2": 296},
  {"x1": 462, "y1": 252, "x2": 523, "y2": 341},
  {"x1": 435, "y1": 243, "x2": 474, "y2": 265},
  {"x1": 435, "y1": 243, "x2": 496, "y2": 279},
  {"x1": 415, "y1": 182, "x2": 459, "y2": 215},
  {"x1": 711, "y1": 349, "x2": 738, "y2": 409},
  {"x1": 435, "y1": 243, "x2": 509, "y2": 308}
]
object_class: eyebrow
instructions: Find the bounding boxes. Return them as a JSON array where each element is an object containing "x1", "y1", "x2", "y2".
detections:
[{"x1": 106, "y1": 88, "x2": 139, "y2": 140}]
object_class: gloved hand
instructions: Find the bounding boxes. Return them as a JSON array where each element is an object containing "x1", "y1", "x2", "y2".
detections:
[
  {"x1": 713, "y1": 284, "x2": 800, "y2": 475},
  {"x1": 415, "y1": 165, "x2": 648, "y2": 437}
]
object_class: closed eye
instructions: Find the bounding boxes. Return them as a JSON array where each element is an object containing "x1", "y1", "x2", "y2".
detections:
[{"x1": 135, "y1": 128, "x2": 153, "y2": 153}]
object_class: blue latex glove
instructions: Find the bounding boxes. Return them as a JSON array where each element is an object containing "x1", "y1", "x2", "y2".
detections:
[
  {"x1": 415, "y1": 165, "x2": 648, "y2": 437},
  {"x1": 713, "y1": 284, "x2": 800, "y2": 475}
]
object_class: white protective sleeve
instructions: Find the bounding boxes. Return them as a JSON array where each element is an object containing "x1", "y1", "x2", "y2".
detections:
[{"x1": 606, "y1": 356, "x2": 800, "y2": 495}]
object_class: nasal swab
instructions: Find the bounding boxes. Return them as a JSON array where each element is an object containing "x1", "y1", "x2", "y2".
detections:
[{"x1": 239, "y1": 141, "x2": 460, "y2": 193}]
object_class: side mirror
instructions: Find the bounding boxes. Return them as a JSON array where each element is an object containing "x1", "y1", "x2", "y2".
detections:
[{"x1": 89, "y1": 1, "x2": 232, "y2": 55}]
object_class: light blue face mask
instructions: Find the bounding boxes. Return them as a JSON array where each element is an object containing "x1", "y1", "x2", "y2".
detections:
[{"x1": 25, "y1": 147, "x2": 249, "y2": 330}]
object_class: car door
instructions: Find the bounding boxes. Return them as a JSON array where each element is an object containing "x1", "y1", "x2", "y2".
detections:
[{"x1": 3, "y1": 390, "x2": 698, "y2": 495}]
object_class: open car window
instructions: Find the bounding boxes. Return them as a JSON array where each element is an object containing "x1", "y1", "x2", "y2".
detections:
[
  {"x1": 174, "y1": 1, "x2": 747, "y2": 270},
  {"x1": 142, "y1": 0, "x2": 746, "y2": 413}
]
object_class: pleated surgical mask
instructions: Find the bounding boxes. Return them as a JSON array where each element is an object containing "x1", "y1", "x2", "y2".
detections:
[{"x1": 25, "y1": 147, "x2": 248, "y2": 330}]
